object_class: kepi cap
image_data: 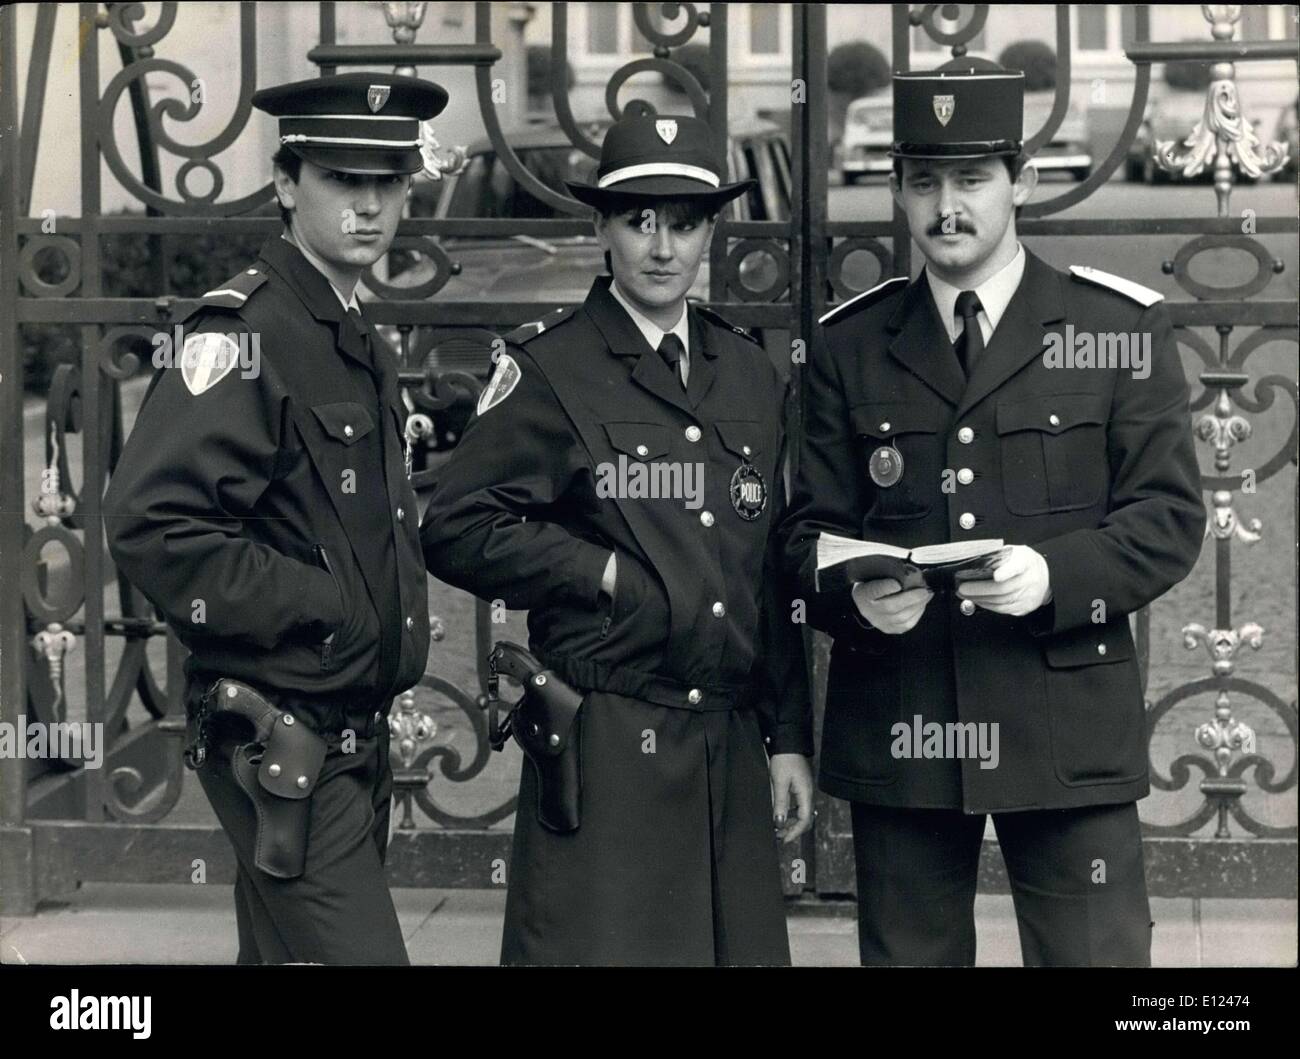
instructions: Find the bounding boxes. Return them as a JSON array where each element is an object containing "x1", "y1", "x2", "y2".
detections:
[
  {"x1": 253, "y1": 72, "x2": 449, "y2": 176},
  {"x1": 892, "y1": 58, "x2": 1024, "y2": 159}
]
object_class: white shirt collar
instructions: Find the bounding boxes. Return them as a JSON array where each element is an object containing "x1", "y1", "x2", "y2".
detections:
[
  {"x1": 609, "y1": 279, "x2": 690, "y2": 362},
  {"x1": 282, "y1": 233, "x2": 361, "y2": 312},
  {"x1": 926, "y1": 242, "x2": 1026, "y2": 345}
]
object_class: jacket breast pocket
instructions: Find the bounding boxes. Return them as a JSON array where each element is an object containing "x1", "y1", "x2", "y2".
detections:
[
  {"x1": 602, "y1": 421, "x2": 674, "y2": 462},
  {"x1": 996, "y1": 392, "x2": 1109, "y2": 516},
  {"x1": 849, "y1": 401, "x2": 947, "y2": 522},
  {"x1": 1042, "y1": 620, "x2": 1145, "y2": 787},
  {"x1": 311, "y1": 402, "x2": 375, "y2": 446}
]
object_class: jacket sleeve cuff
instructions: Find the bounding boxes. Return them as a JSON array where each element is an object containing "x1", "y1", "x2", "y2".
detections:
[{"x1": 1029, "y1": 532, "x2": 1095, "y2": 636}]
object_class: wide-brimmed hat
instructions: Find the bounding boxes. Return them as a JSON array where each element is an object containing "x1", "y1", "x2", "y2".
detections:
[
  {"x1": 565, "y1": 113, "x2": 755, "y2": 209},
  {"x1": 253, "y1": 72, "x2": 448, "y2": 176},
  {"x1": 892, "y1": 58, "x2": 1024, "y2": 160}
]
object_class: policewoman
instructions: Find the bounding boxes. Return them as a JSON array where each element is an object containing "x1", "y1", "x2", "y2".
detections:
[
  {"x1": 781, "y1": 63, "x2": 1204, "y2": 966},
  {"x1": 105, "y1": 74, "x2": 442, "y2": 964},
  {"x1": 420, "y1": 113, "x2": 815, "y2": 966}
]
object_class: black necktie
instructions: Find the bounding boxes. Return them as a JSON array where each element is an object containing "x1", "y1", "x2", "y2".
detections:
[
  {"x1": 657, "y1": 333, "x2": 686, "y2": 390},
  {"x1": 954, "y1": 290, "x2": 983, "y2": 377}
]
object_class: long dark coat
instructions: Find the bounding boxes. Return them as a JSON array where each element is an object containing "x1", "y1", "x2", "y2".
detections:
[
  {"x1": 781, "y1": 250, "x2": 1205, "y2": 814},
  {"x1": 420, "y1": 276, "x2": 813, "y2": 965}
]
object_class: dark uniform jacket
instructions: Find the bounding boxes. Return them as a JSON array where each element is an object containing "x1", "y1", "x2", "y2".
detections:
[
  {"x1": 782, "y1": 249, "x2": 1205, "y2": 813},
  {"x1": 105, "y1": 237, "x2": 431, "y2": 732},
  {"x1": 421, "y1": 275, "x2": 813, "y2": 753}
]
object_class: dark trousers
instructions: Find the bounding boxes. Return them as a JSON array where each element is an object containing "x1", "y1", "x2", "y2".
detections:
[
  {"x1": 196, "y1": 723, "x2": 409, "y2": 965},
  {"x1": 849, "y1": 801, "x2": 1152, "y2": 967}
]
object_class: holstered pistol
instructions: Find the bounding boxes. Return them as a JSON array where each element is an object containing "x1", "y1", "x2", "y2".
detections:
[
  {"x1": 200, "y1": 678, "x2": 328, "y2": 879},
  {"x1": 486, "y1": 642, "x2": 584, "y2": 833}
]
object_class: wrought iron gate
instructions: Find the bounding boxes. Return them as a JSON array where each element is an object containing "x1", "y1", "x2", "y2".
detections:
[{"x1": 1, "y1": 3, "x2": 1295, "y2": 916}]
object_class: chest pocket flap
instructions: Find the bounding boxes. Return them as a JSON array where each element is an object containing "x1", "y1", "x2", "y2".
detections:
[
  {"x1": 849, "y1": 401, "x2": 948, "y2": 440},
  {"x1": 715, "y1": 420, "x2": 762, "y2": 461},
  {"x1": 604, "y1": 422, "x2": 673, "y2": 460},
  {"x1": 997, "y1": 392, "x2": 1109, "y2": 436},
  {"x1": 312, "y1": 402, "x2": 375, "y2": 445}
]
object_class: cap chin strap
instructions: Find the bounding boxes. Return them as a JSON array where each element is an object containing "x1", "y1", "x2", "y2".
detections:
[{"x1": 598, "y1": 162, "x2": 721, "y2": 189}]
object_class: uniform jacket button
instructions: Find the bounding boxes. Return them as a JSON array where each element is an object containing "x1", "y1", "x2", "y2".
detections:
[
  {"x1": 960, "y1": 599, "x2": 976, "y2": 616},
  {"x1": 344, "y1": 424, "x2": 354, "y2": 438},
  {"x1": 406, "y1": 616, "x2": 414, "y2": 630},
  {"x1": 685, "y1": 426, "x2": 701, "y2": 442},
  {"x1": 268, "y1": 763, "x2": 282, "y2": 777},
  {"x1": 712, "y1": 601, "x2": 725, "y2": 618},
  {"x1": 700, "y1": 511, "x2": 714, "y2": 527},
  {"x1": 396, "y1": 507, "x2": 405, "y2": 521},
  {"x1": 687, "y1": 688, "x2": 702, "y2": 704},
  {"x1": 1049, "y1": 413, "x2": 1061, "y2": 427},
  {"x1": 1097, "y1": 643, "x2": 1107, "y2": 655},
  {"x1": 959, "y1": 512, "x2": 976, "y2": 530},
  {"x1": 879, "y1": 421, "x2": 891, "y2": 432},
  {"x1": 957, "y1": 468, "x2": 974, "y2": 485},
  {"x1": 636, "y1": 444, "x2": 649, "y2": 457},
  {"x1": 296, "y1": 775, "x2": 309, "y2": 789},
  {"x1": 742, "y1": 444, "x2": 752, "y2": 457},
  {"x1": 957, "y1": 426, "x2": 974, "y2": 444},
  {"x1": 373, "y1": 710, "x2": 383, "y2": 724}
]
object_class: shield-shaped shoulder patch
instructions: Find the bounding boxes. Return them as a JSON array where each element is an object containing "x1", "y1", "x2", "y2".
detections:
[
  {"x1": 181, "y1": 332, "x2": 242, "y2": 396},
  {"x1": 477, "y1": 353, "x2": 522, "y2": 415}
]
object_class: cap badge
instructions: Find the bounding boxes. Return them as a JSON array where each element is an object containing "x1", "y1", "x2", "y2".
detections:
[
  {"x1": 655, "y1": 119, "x2": 678, "y2": 145},
  {"x1": 367, "y1": 84, "x2": 391, "y2": 113},
  {"x1": 932, "y1": 94, "x2": 955, "y2": 127}
]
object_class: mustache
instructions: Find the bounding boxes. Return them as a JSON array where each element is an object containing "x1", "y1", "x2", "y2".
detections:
[{"x1": 926, "y1": 218, "x2": 977, "y2": 237}]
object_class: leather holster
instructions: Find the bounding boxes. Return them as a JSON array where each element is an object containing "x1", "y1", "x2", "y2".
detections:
[
  {"x1": 201, "y1": 678, "x2": 328, "y2": 879},
  {"x1": 487, "y1": 642, "x2": 584, "y2": 833}
]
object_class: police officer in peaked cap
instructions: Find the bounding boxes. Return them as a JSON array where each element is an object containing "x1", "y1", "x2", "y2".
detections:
[
  {"x1": 781, "y1": 60, "x2": 1204, "y2": 966},
  {"x1": 105, "y1": 73, "x2": 446, "y2": 964},
  {"x1": 421, "y1": 111, "x2": 816, "y2": 965}
]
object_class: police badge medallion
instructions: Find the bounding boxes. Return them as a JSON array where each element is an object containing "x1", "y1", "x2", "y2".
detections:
[
  {"x1": 932, "y1": 94, "x2": 955, "y2": 127},
  {"x1": 367, "y1": 84, "x2": 391, "y2": 113},
  {"x1": 655, "y1": 119, "x2": 678, "y2": 145},
  {"x1": 869, "y1": 445, "x2": 904, "y2": 488},
  {"x1": 730, "y1": 463, "x2": 767, "y2": 521}
]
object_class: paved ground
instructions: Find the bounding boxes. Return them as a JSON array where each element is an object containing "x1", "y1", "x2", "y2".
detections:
[{"x1": 2, "y1": 885, "x2": 1294, "y2": 966}]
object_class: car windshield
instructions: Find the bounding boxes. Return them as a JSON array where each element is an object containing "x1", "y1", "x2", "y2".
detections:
[{"x1": 440, "y1": 146, "x2": 596, "y2": 220}]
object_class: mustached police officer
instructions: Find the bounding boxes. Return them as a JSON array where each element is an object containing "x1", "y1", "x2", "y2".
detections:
[
  {"x1": 105, "y1": 74, "x2": 443, "y2": 964},
  {"x1": 782, "y1": 62, "x2": 1204, "y2": 966},
  {"x1": 421, "y1": 113, "x2": 815, "y2": 965}
]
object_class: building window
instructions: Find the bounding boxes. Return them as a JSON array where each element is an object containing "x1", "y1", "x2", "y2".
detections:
[
  {"x1": 586, "y1": 2, "x2": 618, "y2": 55},
  {"x1": 1076, "y1": 4, "x2": 1110, "y2": 50},
  {"x1": 750, "y1": 3, "x2": 781, "y2": 55}
]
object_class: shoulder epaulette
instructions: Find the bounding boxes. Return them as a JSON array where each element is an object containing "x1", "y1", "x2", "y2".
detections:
[
  {"x1": 502, "y1": 305, "x2": 576, "y2": 345},
  {"x1": 1068, "y1": 265, "x2": 1163, "y2": 308},
  {"x1": 197, "y1": 266, "x2": 269, "y2": 310},
  {"x1": 818, "y1": 276, "x2": 908, "y2": 326},
  {"x1": 694, "y1": 304, "x2": 760, "y2": 345}
]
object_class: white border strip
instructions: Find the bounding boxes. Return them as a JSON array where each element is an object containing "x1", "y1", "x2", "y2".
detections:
[
  {"x1": 598, "y1": 162, "x2": 720, "y2": 189},
  {"x1": 281, "y1": 134, "x2": 419, "y2": 147}
]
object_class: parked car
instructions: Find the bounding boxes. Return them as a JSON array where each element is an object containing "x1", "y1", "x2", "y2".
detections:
[
  {"x1": 839, "y1": 89, "x2": 891, "y2": 184},
  {"x1": 838, "y1": 87, "x2": 1092, "y2": 183},
  {"x1": 377, "y1": 119, "x2": 792, "y2": 449},
  {"x1": 1023, "y1": 89, "x2": 1092, "y2": 180}
]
